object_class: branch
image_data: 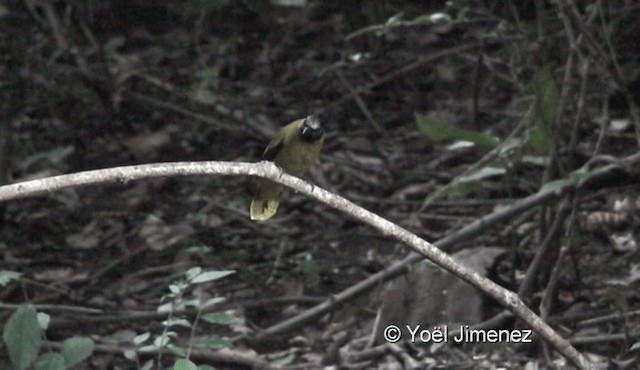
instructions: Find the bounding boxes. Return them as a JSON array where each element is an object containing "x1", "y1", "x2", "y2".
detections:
[{"x1": 0, "y1": 161, "x2": 591, "y2": 368}]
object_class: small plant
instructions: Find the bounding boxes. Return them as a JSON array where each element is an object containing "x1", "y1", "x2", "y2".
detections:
[
  {"x1": 2, "y1": 303, "x2": 94, "y2": 370},
  {"x1": 126, "y1": 267, "x2": 236, "y2": 369}
]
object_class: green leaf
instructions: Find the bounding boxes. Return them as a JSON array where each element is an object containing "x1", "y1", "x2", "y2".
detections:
[
  {"x1": 203, "y1": 297, "x2": 226, "y2": 308},
  {"x1": 104, "y1": 36, "x2": 126, "y2": 54},
  {"x1": 3, "y1": 304, "x2": 42, "y2": 370},
  {"x1": 526, "y1": 68, "x2": 558, "y2": 154},
  {"x1": 193, "y1": 335, "x2": 232, "y2": 349},
  {"x1": 61, "y1": 337, "x2": 94, "y2": 369},
  {"x1": 185, "y1": 267, "x2": 202, "y2": 281},
  {"x1": 190, "y1": 270, "x2": 235, "y2": 284},
  {"x1": 169, "y1": 283, "x2": 184, "y2": 295},
  {"x1": 457, "y1": 167, "x2": 506, "y2": 183},
  {"x1": 527, "y1": 125, "x2": 551, "y2": 153},
  {"x1": 123, "y1": 349, "x2": 137, "y2": 361},
  {"x1": 531, "y1": 67, "x2": 559, "y2": 129},
  {"x1": 139, "y1": 345, "x2": 159, "y2": 353},
  {"x1": 538, "y1": 178, "x2": 574, "y2": 194},
  {"x1": 133, "y1": 332, "x2": 151, "y2": 345},
  {"x1": 35, "y1": 353, "x2": 65, "y2": 370},
  {"x1": 421, "y1": 166, "x2": 505, "y2": 208},
  {"x1": 154, "y1": 332, "x2": 176, "y2": 348},
  {"x1": 0, "y1": 270, "x2": 21, "y2": 286},
  {"x1": 521, "y1": 155, "x2": 549, "y2": 166},
  {"x1": 415, "y1": 113, "x2": 500, "y2": 149},
  {"x1": 568, "y1": 165, "x2": 591, "y2": 183},
  {"x1": 297, "y1": 256, "x2": 320, "y2": 287},
  {"x1": 173, "y1": 358, "x2": 199, "y2": 370},
  {"x1": 167, "y1": 343, "x2": 187, "y2": 357},
  {"x1": 37, "y1": 313, "x2": 50, "y2": 330},
  {"x1": 166, "y1": 344, "x2": 186, "y2": 357},
  {"x1": 201, "y1": 312, "x2": 237, "y2": 325},
  {"x1": 163, "y1": 318, "x2": 192, "y2": 328},
  {"x1": 20, "y1": 145, "x2": 74, "y2": 168},
  {"x1": 140, "y1": 360, "x2": 154, "y2": 370}
]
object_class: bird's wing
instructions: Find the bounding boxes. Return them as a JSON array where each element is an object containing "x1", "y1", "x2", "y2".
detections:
[{"x1": 262, "y1": 136, "x2": 284, "y2": 161}]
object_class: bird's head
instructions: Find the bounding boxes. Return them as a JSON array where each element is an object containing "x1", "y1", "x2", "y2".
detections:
[{"x1": 299, "y1": 115, "x2": 324, "y2": 142}]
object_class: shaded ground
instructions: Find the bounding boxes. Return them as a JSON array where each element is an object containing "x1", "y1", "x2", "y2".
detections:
[{"x1": 1, "y1": 1, "x2": 640, "y2": 369}]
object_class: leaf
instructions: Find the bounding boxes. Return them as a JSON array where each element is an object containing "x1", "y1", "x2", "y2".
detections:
[
  {"x1": 521, "y1": 155, "x2": 549, "y2": 166},
  {"x1": 104, "y1": 37, "x2": 126, "y2": 54},
  {"x1": 527, "y1": 126, "x2": 551, "y2": 153},
  {"x1": 421, "y1": 167, "x2": 504, "y2": 208},
  {"x1": 530, "y1": 67, "x2": 559, "y2": 129},
  {"x1": 18, "y1": 145, "x2": 74, "y2": 171},
  {"x1": 162, "y1": 318, "x2": 192, "y2": 328},
  {"x1": 139, "y1": 345, "x2": 158, "y2": 353},
  {"x1": 34, "y1": 353, "x2": 65, "y2": 370},
  {"x1": 185, "y1": 267, "x2": 202, "y2": 281},
  {"x1": 190, "y1": 270, "x2": 235, "y2": 284},
  {"x1": 297, "y1": 256, "x2": 320, "y2": 287},
  {"x1": 421, "y1": 182, "x2": 480, "y2": 208},
  {"x1": 0, "y1": 270, "x2": 21, "y2": 286},
  {"x1": 169, "y1": 283, "x2": 185, "y2": 295},
  {"x1": 37, "y1": 313, "x2": 50, "y2": 330},
  {"x1": 154, "y1": 332, "x2": 176, "y2": 348},
  {"x1": 538, "y1": 178, "x2": 574, "y2": 194},
  {"x1": 193, "y1": 335, "x2": 232, "y2": 350},
  {"x1": 527, "y1": 67, "x2": 558, "y2": 154},
  {"x1": 415, "y1": 113, "x2": 500, "y2": 149},
  {"x1": 3, "y1": 304, "x2": 42, "y2": 370},
  {"x1": 140, "y1": 360, "x2": 154, "y2": 370},
  {"x1": 446, "y1": 141, "x2": 475, "y2": 150},
  {"x1": 457, "y1": 167, "x2": 506, "y2": 183},
  {"x1": 203, "y1": 297, "x2": 226, "y2": 308},
  {"x1": 173, "y1": 358, "x2": 198, "y2": 370},
  {"x1": 123, "y1": 349, "x2": 137, "y2": 361},
  {"x1": 61, "y1": 337, "x2": 94, "y2": 369},
  {"x1": 133, "y1": 332, "x2": 151, "y2": 345},
  {"x1": 166, "y1": 343, "x2": 186, "y2": 357},
  {"x1": 201, "y1": 312, "x2": 236, "y2": 325}
]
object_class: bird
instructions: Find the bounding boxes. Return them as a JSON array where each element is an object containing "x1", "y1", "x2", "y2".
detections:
[{"x1": 250, "y1": 115, "x2": 325, "y2": 221}]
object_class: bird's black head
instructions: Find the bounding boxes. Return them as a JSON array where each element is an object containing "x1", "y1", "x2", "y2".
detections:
[{"x1": 299, "y1": 115, "x2": 324, "y2": 143}]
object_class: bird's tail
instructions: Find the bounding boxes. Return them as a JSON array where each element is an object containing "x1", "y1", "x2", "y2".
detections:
[{"x1": 250, "y1": 198, "x2": 280, "y2": 221}]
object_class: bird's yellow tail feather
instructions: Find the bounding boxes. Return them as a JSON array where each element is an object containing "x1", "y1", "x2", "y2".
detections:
[{"x1": 250, "y1": 198, "x2": 280, "y2": 221}]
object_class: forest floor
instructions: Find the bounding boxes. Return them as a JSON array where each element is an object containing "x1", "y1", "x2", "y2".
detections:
[{"x1": 1, "y1": 1, "x2": 640, "y2": 369}]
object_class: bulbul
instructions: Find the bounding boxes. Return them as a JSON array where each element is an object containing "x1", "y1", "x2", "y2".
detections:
[{"x1": 250, "y1": 115, "x2": 325, "y2": 221}]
